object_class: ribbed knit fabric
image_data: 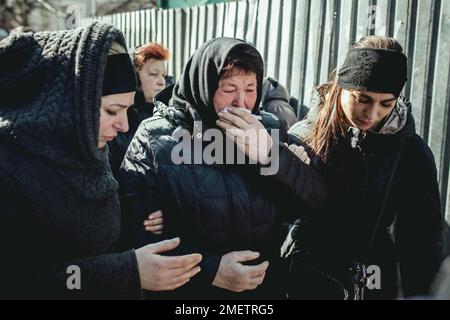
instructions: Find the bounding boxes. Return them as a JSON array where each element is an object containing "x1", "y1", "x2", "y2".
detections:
[
  {"x1": 0, "y1": 22, "x2": 143, "y2": 299},
  {"x1": 0, "y1": 22, "x2": 128, "y2": 199}
]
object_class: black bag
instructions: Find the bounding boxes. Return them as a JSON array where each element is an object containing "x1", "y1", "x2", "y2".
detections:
[{"x1": 281, "y1": 219, "x2": 351, "y2": 299}]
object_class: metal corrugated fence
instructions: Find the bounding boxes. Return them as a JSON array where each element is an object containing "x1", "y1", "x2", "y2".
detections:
[{"x1": 82, "y1": 0, "x2": 450, "y2": 223}]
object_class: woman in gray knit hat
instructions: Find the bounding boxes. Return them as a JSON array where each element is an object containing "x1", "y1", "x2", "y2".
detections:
[{"x1": 0, "y1": 22, "x2": 201, "y2": 299}]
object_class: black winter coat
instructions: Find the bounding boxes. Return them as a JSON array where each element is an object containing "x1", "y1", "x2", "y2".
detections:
[
  {"x1": 260, "y1": 77, "x2": 298, "y2": 130},
  {"x1": 0, "y1": 23, "x2": 142, "y2": 299},
  {"x1": 108, "y1": 90, "x2": 155, "y2": 180},
  {"x1": 119, "y1": 38, "x2": 327, "y2": 299},
  {"x1": 287, "y1": 97, "x2": 443, "y2": 299}
]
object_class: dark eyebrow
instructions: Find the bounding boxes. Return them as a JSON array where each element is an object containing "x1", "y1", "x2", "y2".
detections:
[
  {"x1": 358, "y1": 93, "x2": 396, "y2": 103},
  {"x1": 381, "y1": 97, "x2": 397, "y2": 103},
  {"x1": 358, "y1": 93, "x2": 373, "y2": 101}
]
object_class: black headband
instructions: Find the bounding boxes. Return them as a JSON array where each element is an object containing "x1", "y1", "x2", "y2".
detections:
[
  {"x1": 102, "y1": 53, "x2": 137, "y2": 96},
  {"x1": 337, "y1": 48, "x2": 408, "y2": 97}
]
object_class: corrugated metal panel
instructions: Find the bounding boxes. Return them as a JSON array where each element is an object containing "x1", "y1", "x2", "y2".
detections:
[
  {"x1": 290, "y1": 0, "x2": 310, "y2": 108},
  {"x1": 255, "y1": 0, "x2": 270, "y2": 65},
  {"x1": 434, "y1": 0, "x2": 450, "y2": 224},
  {"x1": 82, "y1": 0, "x2": 450, "y2": 223},
  {"x1": 206, "y1": 4, "x2": 216, "y2": 41},
  {"x1": 174, "y1": 8, "x2": 185, "y2": 77},
  {"x1": 215, "y1": 2, "x2": 225, "y2": 38},
  {"x1": 265, "y1": 0, "x2": 281, "y2": 79},
  {"x1": 278, "y1": 0, "x2": 295, "y2": 90},
  {"x1": 236, "y1": 0, "x2": 248, "y2": 40}
]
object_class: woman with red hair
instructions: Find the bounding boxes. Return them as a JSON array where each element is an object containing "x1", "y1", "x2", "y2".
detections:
[
  {"x1": 134, "y1": 42, "x2": 170, "y2": 105},
  {"x1": 108, "y1": 42, "x2": 170, "y2": 180}
]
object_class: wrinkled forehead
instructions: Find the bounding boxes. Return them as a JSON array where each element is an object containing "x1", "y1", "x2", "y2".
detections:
[
  {"x1": 219, "y1": 67, "x2": 257, "y2": 82},
  {"x1": 141, "y1": 58, "x2": 166, "y2": 70}
]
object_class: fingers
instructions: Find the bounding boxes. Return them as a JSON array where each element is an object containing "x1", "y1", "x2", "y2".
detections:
[
  {"x1": 232, "y1": 250, "x2": 260, "y2": 263},
  {"x1": 227, "y1": 106, "x2": 257, "y2": 124},
  {"x1": 218, "y1": 121, "x2": 239, "y2": 133},
  {"x1": 168, "y1": 259, "x2": 202, "y2": 277},
  {"x1": 144, "y1": 218, "x2": 163, "y2": 234},
  {"x1": 144, "y1": 218, "x2": 163, "y2": 226},
  {"x1": 162, "y1": 253, "x2": 203, "y2": 269},
  {"x1": 159, "y1": 264, "x2": 202, "y2": 291},
  {"x1": 145, "y1": 224, "x2": 163, "y2": 234},
  {"x1": 166, "y1": 265, "x2": 202, "y2": 287},
  {"x1": 221, "y1": 126, "x2": 247, "y2": 144},
  {"x1": 217, "y1": 110, "x2": 252, "y2": 129},
  {"x1": 216, "y1": 119, "x2": 244, "y2": 134},
  {"x1": 288, "y1": 144, "x2": 310, "y2": 164},
  {"x1": 146, "y1": 237, "x2": 180, "y2": 254},
  {"x1": 243, "y1": 261, "x2": 270, "y2": 278},
  {"x1": 234, "y1": 262, "x2": 268, "y2": 292},
  {"x1": 148, "y1": 210, "x2": 163, "y2": 220},
  {"x1": 247, "y1": 272, "x2": 266, "y2": 290},
  {"x1": 144, "y1": 210, "x2": 164, "y2": 234}
]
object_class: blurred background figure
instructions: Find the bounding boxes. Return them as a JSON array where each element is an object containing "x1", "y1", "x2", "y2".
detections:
[
  {"x1": 0, "y1": 28, "x2": 9, "y2": 41},
  {"x1": 108, "y1": 42, "x2": 171, "y2": 180},
  {"x1": 134, "y1": 42, "x2": 170, "y2": 114},
  {"x1": 260, "y1": 77, "x2": 297, "y2": 131}
]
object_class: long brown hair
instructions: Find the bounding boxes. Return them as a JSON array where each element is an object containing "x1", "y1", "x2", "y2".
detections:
[{"x1": 304, "y1": 36, "x2": 404, "y2": 161}]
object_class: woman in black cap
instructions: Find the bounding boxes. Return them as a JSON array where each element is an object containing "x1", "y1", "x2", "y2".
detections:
[
  {"x1": 275, "y1": 36, "x2": 443, "y2": 299},
  {"x1": 0, "y1": 22, "x2": 201, "y2": 299}
]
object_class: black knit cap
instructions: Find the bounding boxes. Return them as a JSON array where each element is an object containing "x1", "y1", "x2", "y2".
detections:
[
  {"x1": 337, "y1": 48, "x2": 408, "y2": 97},
  {"x1": 102, "y1": 53, "x2": 137, "y2": 96}
]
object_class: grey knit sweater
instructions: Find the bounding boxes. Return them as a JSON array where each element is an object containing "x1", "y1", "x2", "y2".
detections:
[{"x1": 0, "y1": 22, "x2": 142, "y2": 299}]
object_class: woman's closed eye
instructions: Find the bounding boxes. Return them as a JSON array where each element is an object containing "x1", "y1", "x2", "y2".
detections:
[
  {"x1": 356, "y1": 97, "x2": 370, "y2": 104},
  {"x1": 381, "y1": 102, "x2": 395, "y2": 108}
]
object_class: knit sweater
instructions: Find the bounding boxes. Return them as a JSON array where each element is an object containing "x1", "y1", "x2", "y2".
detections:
[{"x1": 0, "y1": 22, "x2": 142, "y2": 299}]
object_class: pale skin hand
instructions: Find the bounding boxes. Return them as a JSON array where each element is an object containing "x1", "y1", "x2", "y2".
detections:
[
  {"x1": 212, "y1": 250, "x2": 269, "y2": 292},
  {"x1": 285, "y1": 143, "x2": 311, "y2": 165},
  {"x1": 216, "y1": 107, "x2": 273, "y2": 165},
  {"x1": 215, "y1": 107, "x2": 311, "y2": 166},
  {"x1": 144, "y1": 210, "x2": 164, "y2": 235},
  {"x1": 141, "y1": 220, "x2": 269, "y2": 292},
  {"x1": 134, "y1": 237, "x2": 203, "y2": 291},
  {"x1": 142, "y1": 218, "x2": 269, "y2": 292}
]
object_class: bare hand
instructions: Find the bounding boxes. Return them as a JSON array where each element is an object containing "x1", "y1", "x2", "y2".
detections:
[
  {"x1": 212, "y1": 250, "x2": 269, "y2": 292},
  {"x1": 135, "y1": 237, "x2": 202, "y2": 291},
  {"x1": 144, "y1": 210, "x2": 164, "y2": 235},
  {"x1": 285, "y1": 143, "x2": 310, "y2": 164},
  {"x1": 216, "y1": 107, "x2": 273, "y2": 165}
]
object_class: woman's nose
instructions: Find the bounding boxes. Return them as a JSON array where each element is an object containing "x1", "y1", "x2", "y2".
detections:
[
  {"x1": 232, "y1": 92, "x2": 246, "y2": 108},
  {"x1": 114, "y1": 114, "x2": 129, "y2": 133},
  {"x1": 158, "y1": 75, "x2": 166, "y2": 86},
  {"x1": 365, "y1": 105, "x2": 378, "y2": 120}
]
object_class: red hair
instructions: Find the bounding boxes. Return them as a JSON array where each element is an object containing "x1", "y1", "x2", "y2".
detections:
[{"x1": 133, "y1": 43, "x2": 170, "y2": 71}]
